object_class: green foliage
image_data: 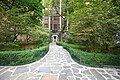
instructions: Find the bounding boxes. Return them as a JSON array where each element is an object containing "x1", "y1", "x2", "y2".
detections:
[
  {"x1": 0, "y1": 46, "x2": 49, "y2": 66},
  {"x1": 64, "y1": 0, "x2": 120, "y2": 54},
  {"x1": 57, "y1": 42, "x2": 120, "y2": 67},
  {"x1": 28, "y1": 25, "x2": 50, "y2": 47},
  {"x1": 0, "y1": 0, "x2": 50, "y2": 50}
]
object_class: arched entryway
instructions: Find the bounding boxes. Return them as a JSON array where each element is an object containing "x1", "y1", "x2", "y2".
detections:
[{"x1": 52, "y1": 35, "x2": 58, "y2": 42}]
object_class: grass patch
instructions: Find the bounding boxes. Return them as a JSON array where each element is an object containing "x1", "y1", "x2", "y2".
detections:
[
  {"x1": 57, "y1": 42, "x2": 120, "y2": 67},
  {"x1": 0, "y1": 46, "x2": 49, "y2": 66}
]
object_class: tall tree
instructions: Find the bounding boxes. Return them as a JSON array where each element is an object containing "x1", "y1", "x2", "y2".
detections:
[
  {"x1": 64, "y1": 0, "x2": 120, "y2": 54},
  {"x1": 0, "y1": 0, "x2": 47, "y2": 49}
]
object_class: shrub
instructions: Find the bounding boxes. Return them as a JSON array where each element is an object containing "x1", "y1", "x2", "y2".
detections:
[
  {"x1": 0, "y1": 46, "x2": 49, "y2": 66},
  {"x1": 57, "y1": 42, "x2": 120, "y2": 67}
]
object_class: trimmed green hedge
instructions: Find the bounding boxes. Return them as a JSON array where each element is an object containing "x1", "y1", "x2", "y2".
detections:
[
  {"x1": 0, "y1": 46, "x2": 49, "y2": 66},
  {"x1": 57, "y1": 42, "x2": 120, "y2": 67}
]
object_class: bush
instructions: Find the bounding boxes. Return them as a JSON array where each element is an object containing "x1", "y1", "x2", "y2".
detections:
[
  {"x1": 0, "y1": 46, "x2": 49, "y2": 66},
  {"x1": 57, "y1": 42, "x2": 120, "y2": 67}
]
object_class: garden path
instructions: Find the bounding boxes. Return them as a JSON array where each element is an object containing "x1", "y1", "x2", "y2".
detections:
[{"x1": 0, "y1": 43, "x2": 120, "y2": 80}]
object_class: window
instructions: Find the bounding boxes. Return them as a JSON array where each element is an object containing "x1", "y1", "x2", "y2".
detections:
[
  {"x1": 54, "y1": 24, "x2": 57, "y2": 29},
  {"x1": 54, "y1": 16, "x2": 59, "y2": 20}
]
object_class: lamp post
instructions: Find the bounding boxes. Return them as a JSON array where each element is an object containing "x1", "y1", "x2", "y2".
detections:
[
  {"x1": 63, "y1": 32, "x2": 67, "y2": 39},
  {"x1": 116, "y1": 31, "x2": 120, "y2": 47}
]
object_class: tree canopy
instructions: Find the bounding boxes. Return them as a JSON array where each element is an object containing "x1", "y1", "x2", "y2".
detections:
[
  {"x1": 64, "y1": 0, "x2": 120, "y2": 54},
  {"x1": 0, "y1": 0, "x2": 49, "y2": 50}
]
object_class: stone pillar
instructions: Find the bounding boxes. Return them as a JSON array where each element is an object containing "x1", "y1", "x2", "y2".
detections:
[
  {"x1": 59, "y1": 0, "x2": 62, "y2": 30},
  {"x1": 48, "y1": 16, "x2": 51, "y2": 30}
]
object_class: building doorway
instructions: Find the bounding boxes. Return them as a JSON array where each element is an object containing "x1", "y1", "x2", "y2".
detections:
[{"x1": 52, "y1": 35, "x2": 58, "y2": 42}]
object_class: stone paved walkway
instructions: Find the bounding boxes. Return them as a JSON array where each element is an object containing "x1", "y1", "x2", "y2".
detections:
[{"x1": 0, "y1": 43, "x2": 120, "y2": 80}]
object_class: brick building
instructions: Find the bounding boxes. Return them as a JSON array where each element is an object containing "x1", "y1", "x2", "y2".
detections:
[{"x1": 42, "y1": 6, "x2": 69, "y2": 42}]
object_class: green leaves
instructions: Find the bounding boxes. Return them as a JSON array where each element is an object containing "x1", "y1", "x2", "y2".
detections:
[
  {"x1": 0, "y1": 46, "x2": 49, "y2": 66},
  {"x1": 0, "y1": 0, "x2": 50, "y2": 50},
  {"x1": 64, "y1": 0, "x2": 120, "y2": 54},
  {"x1": 57, "y1": 42, "x2": 120, "y2": 67}
]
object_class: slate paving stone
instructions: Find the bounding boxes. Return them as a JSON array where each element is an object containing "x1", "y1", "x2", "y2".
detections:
[
  {"x1": 76, "y1": 77, "x2": 80, "y2": 80},
  {"x1": 61, "y1": 69, "x2": 73, "y2": 76},
  {"x1": 59, "y1": 73, "x2": 68, "y2": 80},
  {"x1": 30, "y1": 67, "x2": 37, "y2": 72},
  {"x1": 0, "y1": 67, "x2": 10, "y2": 74},
  {"x1": 88, "y1": 76, "x2": 96, "y2": 80},
  {"x1": 71, "y1": 64, "x2": 83, "y2": 68},
  {"x1": 67, "y1": 58, "x2": 72, "y2": 63},
  {"x1": 0, "y1": 67, "x2": 5, "y2": 70},
  {"x1": 48, "y1": 60, "x2": 57, "y2": 62},
  {"x1": 68, "y1": 76, "x2": 75, "y2": 80},
  {"x1": 112, "y1": 75, "x2": 120, "y2": 79},
  {"x1": 63, "y1": 66, "x2": 71, "y2": 68},
  {"x1": 10, "y1": 67, "x2": 16, "y2": 70},
  {"x1": 51, "y1": 70, "x2": 59, "y2": 74},
  {"x1": 43, "y1": 63, "x2": 50, "y2": 67},
  {"x1": 13, "y1": 66, "x2": 29, "y2": 75},
  {"x1": 90, "y1": 69, "x2": 106, "y2": 80},
  {"x1": 16, "y1": 73, "x2": 28, "y2": 80},
  {"x1": 0, "y1": 71, "x2": 12, "y2": 80},
  {"x1": 51, "y1": 65, "x2": 62, "y2": 71},
  {"x1": 102, "y1": 74, "x2": 111, "y2": 78},
  {"x1": 72, "y1": 68, "x2": 79, "y2": 73},
  {"x1": 106, "y1": 70, "x2": 115, "y2": 75},
  {"x1": 81, "y1": 78, "x2": 88, "y2": 80},
  {"x1": 31, "y1": 62, "x2": 43, "y2": 67},
  {"x1": 27, "y1": 77, "x2": 39, "y2": 80},
  {"x1": 62, "y1": 60, "x2": 67, "y2": 62},
  {"x1": 74, "y1": 73, "x2": 82, "y2": 78},
  {"x1": 40, "y1": 58, "x2": 46, "y2": 62},
  {"x1": 83, "y1": 70, "x2": 92, "y2": 76},
  {"x1": 59, "y1": 54, "x2": 63, "y2": 58},
  {"x1": 27, "y1": 72, "x2": 41, "y2": 78},
  {"x1": 63, "y1": 62, "x2": 69, "y2": 65},
  {"x1": 6, "y1": 73, "x2": 20, "y2": 80},
  {"x1": 97, "y1": 69, "x2": 105, "y2": 73},
  {"x1": 38, "y1": 67, "x2": 51, "y2": 73}
]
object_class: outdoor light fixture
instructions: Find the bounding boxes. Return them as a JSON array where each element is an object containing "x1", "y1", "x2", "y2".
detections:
[
  {"x1": 63, "y1": 32, "x2": 67, "y2": 38},
  {"x1": 116, "y1": 31, "x2": 120, "y2": 46}
]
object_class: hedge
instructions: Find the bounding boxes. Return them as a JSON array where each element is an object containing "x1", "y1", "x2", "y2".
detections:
[
  {"x1": 57, "y1": 42, "x2": 120, "y2": 67},
  {"x1": 0, "y1": 46, "x2": 49, "y2": 66}
]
